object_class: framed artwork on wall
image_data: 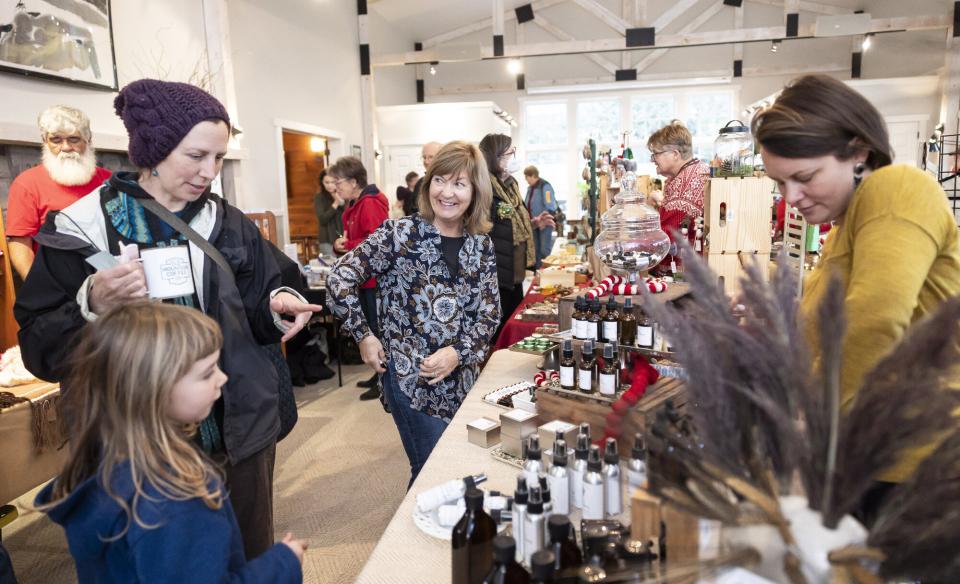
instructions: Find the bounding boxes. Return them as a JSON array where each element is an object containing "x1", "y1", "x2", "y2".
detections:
[
  {"x1": 0, "y1": 0, "x2": 118, "y2": 90},
  {"x1": 351, "y1": 145, "x2": 362, "y2": 158}
]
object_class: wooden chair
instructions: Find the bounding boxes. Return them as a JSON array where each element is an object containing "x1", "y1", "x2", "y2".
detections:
[{"x1": 246, "y1": 211, "x2": 279, "y2": 246}]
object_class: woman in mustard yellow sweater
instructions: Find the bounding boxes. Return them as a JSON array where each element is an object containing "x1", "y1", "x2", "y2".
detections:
[{"x1": 753, "y1": 74, "x2": 960, "y2": 522}]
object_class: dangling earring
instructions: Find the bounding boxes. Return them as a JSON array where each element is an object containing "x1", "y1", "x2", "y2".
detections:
[
  {"x1": 853, "y1": 161, "x2": 866, "y2": 187},
  {"x1": 151, "y1": 168, "x2": 159, "y2": 177}
]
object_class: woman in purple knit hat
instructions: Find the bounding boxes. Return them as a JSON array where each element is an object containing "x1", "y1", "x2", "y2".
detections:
[{"x1": 14, "y1": 79, "x2": 321, "y2": 562}]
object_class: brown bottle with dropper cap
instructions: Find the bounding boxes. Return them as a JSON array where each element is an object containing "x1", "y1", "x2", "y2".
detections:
[
  {"x1": 452, "y1": 488, "x2": 498, "y2": 584},
  {"x1": 619, "y1": 297, "x2": 637, "y2": 346}
]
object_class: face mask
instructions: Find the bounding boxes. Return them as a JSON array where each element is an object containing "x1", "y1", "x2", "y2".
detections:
[{"x1": 506, "y1": 156, "x2": 522, "y2": 174}]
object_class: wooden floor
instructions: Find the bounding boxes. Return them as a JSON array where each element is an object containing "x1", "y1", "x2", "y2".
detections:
[{"x1": 4, "y1": 363, "x2": 409, "y2": 584}]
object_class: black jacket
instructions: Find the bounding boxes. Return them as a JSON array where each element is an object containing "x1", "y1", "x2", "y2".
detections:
[{"x1": 14, "y1": 175, "x2": 284, "y2": 464}]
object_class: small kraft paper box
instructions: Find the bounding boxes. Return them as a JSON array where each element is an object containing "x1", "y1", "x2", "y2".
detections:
[
  {"x1": 500, "y1": 409, "x2": 539, "y2": 457},
  {"x1": 537, "y1": 420, "x2": 578, "y2": 452},
  {"x1": 467, "y1": 417, "x2": 501, "y2": 448}
]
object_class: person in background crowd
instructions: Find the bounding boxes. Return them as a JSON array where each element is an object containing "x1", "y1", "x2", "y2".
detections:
[
  {"x1": 647, "y1": 121, "x2": 709, "y2": 274},
  {"x1": 407, "y1": 141, "x2": 442, "y2": 216},
  {"x1": 394, "y1": 170, "x2": 419, "y2": 218},
  {"x1": 5, "y1": 105, "x2": 112, "y2": 281},
  {"x1": 15, "y1": 79, "x2": 322, "y2": 560},
  {"x1": 330, "y1": 156, "x2": 390, "y2": 404},
  {"x1": 649, "y1": 178, "x2": 664, "y2": 209},
  {"x1": 522, "y1": 165, "x2": 558, "y2": 269},
  {"x1": 314, "y1": 168, "x2": 344, "y2": 258},
  {"x1": 36, "y1": 303, "x2": 305, "y2": 583},
  {"x1": 326, "y1": 142, "x2": 500, "y2": 486},
  {"x1": 479, "y1": 133, "x2": 534, "y2": 338},
  {"x1": 754, "y1": 74, "x2": 960, "y2": 525}
]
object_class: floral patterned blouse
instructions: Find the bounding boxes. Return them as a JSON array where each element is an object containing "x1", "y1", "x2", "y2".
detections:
[{"x1": 326, "y1": 215, "x2": 502, "y2": 421}]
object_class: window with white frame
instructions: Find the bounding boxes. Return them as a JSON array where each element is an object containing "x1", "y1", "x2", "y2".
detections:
[
  {"x1": 522, "y1": 101, "x2": 571, "y2": 214},
  {"x1": 576, "y1": 99, "x2": 621, "y2": 147},
  {"x1": 521, "y1": 88, "x2": 735, "y2": 219}
]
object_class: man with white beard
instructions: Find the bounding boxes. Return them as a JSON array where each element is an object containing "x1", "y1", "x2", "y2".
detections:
[{"x1": 5, "y1": 105, "x2": 112, "y2": 280}]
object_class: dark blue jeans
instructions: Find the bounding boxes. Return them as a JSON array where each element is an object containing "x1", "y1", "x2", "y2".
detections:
[{"x1": 381, "y1": 364, "x2": 449, "y2": 489}]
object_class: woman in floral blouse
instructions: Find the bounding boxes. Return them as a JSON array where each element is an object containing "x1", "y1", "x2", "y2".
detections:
[{"x1": 326, "y1": 141, "x2": 501, "y2": 486}]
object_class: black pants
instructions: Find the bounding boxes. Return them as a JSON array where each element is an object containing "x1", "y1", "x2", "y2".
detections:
[
  {"x1": 221, "y1": 442, "x2": 277, "y2": 560},
  {"x1": 495, "y1": 284, "x2": 525, "y2": 343}
]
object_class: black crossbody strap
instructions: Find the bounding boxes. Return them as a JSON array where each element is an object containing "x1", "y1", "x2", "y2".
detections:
[{"x1": 139, "y1": 198, "x2": 236, "y2": 286}]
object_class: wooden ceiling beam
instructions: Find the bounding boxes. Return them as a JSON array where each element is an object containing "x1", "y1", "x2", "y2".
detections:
[
  {"x1": 569, "y1": 0, "x2": 630, "y2": 35},
  {"x1": 377, "y1": 14, "x2": 951, "y2": 67},
  {"x1": 422, "y1": 0, "x2": 565, "y2": 48},
  {"x1": 535, "y1": 14, "x2": 619, "y2": 74}
]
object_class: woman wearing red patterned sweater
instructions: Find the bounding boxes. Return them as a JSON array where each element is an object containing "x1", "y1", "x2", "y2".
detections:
[{"x1": 647, "y1": 121, "x2": 709, "y2": 274}]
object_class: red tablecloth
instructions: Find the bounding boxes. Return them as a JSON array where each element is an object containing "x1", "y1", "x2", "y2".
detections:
[{"x1": 493, "y1": 291, "x2": 555, "y2": 350}]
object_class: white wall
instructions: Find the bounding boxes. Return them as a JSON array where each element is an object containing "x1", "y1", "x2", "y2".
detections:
[
  {"x1": 0, "y1": 0, "x2": 208, "y2": 149},
  {"x1": 377, "y1": 102, "x2": 511, "y2": 146}
]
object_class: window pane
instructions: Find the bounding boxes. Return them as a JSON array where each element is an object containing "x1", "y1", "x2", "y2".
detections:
[
  {"x1": 576, "y1": 99, "x2": 621, "y2": 146},
  {"x1": 525, "y1": 150, "x2": 571, "y2": 214},
  {"x1": 631, "y1": 96, "x2": 675, "y2": 152},
  {"x1": 685, "y1": 92, "x2": 734, "y2": 145},
  {"x1": 524, "y1": 102, "x2": 567, "y2": 146}
]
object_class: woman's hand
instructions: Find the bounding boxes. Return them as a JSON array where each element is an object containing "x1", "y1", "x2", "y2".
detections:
[
  {"x1": 89, "y1": 261, "x2": 149, "y2": 314},
  {"x1": 420, "y1": 346, "x2": 460, "y2": 385},
  {"x1": 269, "y1": 292, "x2": 323, "y2": 342},
  {"x1": 359, "y1": 334, "x2": 386, "y2": 373},
  {"x1": 333, "y1": 236, "x2": 348, "y2": 254},
  {"x1": 281, "y1": 532, "x2": 308, "y2": 564}
]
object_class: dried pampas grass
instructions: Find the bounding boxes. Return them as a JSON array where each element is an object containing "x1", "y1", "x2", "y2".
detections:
[{"x1": 638, "y1": 239, "x2": 960, "y2": 583}]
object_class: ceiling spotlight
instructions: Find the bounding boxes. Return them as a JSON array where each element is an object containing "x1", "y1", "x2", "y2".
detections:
[
  {"x1": 507, "y1": 59, "x2": 523, "y2": 75},
  {"x1": 770, "y1": 39, "x2": 780, "y2": 53},
  {"x1": 429, "y1": 65, "x2": 437, "y2": 76},
  {"x1": 862, "y1": 33, "x2": 873, "y2": 51}
]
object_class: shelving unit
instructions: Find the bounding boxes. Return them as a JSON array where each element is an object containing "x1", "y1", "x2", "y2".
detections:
[{"x1": 937, "y1": 133, "x2": 959, "y2": 224}]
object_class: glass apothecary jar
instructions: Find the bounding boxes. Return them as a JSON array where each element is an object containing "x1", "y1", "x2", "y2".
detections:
[
  {"x1": 713, "y1": 120, "x2": 754, "y2": 177},
  {"x1": 594, "y1": 162, "x2": 671, "y2": 283}
]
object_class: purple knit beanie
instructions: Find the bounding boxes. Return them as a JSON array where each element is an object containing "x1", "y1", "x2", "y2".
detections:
[{"x1": 114, "y1": 79, "x2": 231, "y2": 169}]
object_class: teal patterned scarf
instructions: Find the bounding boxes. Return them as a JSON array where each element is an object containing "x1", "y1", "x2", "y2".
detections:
[{"x1": 104, "y1": 190, "x2": 223, "y2": 454}]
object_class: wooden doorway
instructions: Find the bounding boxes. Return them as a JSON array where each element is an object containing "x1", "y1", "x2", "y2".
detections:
[{"x1": 283, "y1": 131, "x2": 328, "y2": 263}]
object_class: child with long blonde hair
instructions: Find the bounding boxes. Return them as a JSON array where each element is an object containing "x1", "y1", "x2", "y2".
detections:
[{"x1": 36, "y1": 303, "x2": 305, "y2": 582}]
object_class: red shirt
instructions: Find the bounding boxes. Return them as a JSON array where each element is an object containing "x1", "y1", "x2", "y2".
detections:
[
  {"x1": 341, "y1": 186, "x2": 390, "y2": 289},
  {"x1": 6, "y1": 164, "x2": 112, "y2": 245}
]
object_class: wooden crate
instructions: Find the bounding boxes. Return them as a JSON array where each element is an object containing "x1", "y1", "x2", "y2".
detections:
[
  {"x1": 705, "y1": 251, "x2": 771, "y2": 297},
  {"x1": 534, "y1": 377, "x2": 686, "y2": 456},
  {"x1": 703, "y1": 176, "x2": 775, "y2": 255}
]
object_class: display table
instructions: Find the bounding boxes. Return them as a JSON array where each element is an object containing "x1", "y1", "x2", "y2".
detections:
[
  {"x1": 493, "y1": 291, "x2": 556, "y2": 350},
  {"x1": 0, "y1": 380, "x2": 67, "y2": 506},
  {"x1": 357, "y1": 350, "x2": 542, "y2": 583}
]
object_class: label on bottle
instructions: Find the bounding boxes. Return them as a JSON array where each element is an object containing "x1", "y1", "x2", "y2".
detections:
[
  {"x1": 513, "y1": 506, "x2": 526, "y2": 563},
  {"x1": 588, "y1": 322, "x2": 598, "y2": 341},
  {"x1": 523, "y1": 516, "x2": 544, "y2": 565},
  {"x1": 578, "y1": 369, "x2": 593, "y2": 391},
  {"x1": 637, "y1": 325, "x2": 654, "y2": 348},
  {"x1": 582, "y1": 481, "x2": 604, "y2": 520},
  {"x1": 605, "y1": 473, "x2": 622, "y2": 516},
  {"x1": 602, "y1": 321, "x2": 618, "y2": 341},
  {"x1": 547, "y1": 473, "x2": 570, "y2": 515},
  {"x1": 598, "y1": 372, "x2": 616, "y2": 396},
  {"x1": 572, "y1": 317, "x2": 583, "y2": 339},
  {"x1": 560, "y1": 365, "x2": 575, "y2": 388},
  {"x1": 570, "y1": 467, "x2": 584, "y2": 508},
  {"x1": 628, "y1": 464, "x2": 647, "y2": 490}
]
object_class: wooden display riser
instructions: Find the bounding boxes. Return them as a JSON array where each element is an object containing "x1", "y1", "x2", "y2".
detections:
[
  {"x1": 535, "y1": 377, "x2": 686, "y2": 457},
  {"x1": 0, "y1": 380, "x2": 66, "y2": 505}
]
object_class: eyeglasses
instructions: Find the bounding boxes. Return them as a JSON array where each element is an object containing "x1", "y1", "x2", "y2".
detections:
[
  {"x1": 649, "y1": 149, "x2": 677, "y2": 162},
  {"x1": 332, "y1": 178, "x2": 353, "y2": 186},
  {"x1": 498, "y1": 148, "x2": 517, "y2": 159}
]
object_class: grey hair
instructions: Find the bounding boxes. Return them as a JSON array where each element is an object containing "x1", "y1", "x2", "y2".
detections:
[{"x1": 38, "y1": 105, "x2": 92, "y2": 142}]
